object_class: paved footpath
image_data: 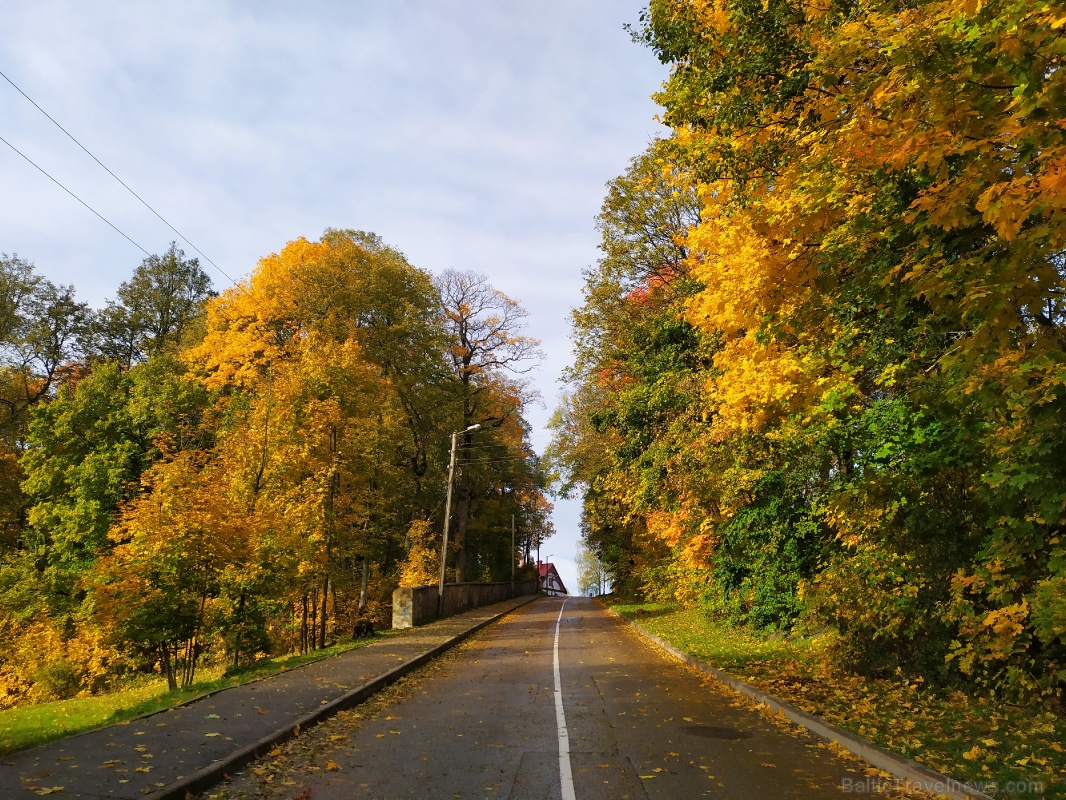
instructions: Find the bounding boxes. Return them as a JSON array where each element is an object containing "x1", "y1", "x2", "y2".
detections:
[{"x1": 0, "y1": 595, "x2": 537, "y2": 800}]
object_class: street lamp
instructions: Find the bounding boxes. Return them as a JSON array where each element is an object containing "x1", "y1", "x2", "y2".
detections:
[{"x1": 439, "y1": 423, "x2": 481, "y2": 608}]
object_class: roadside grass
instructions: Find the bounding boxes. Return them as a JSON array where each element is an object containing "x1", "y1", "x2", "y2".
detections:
[
  {"x1": 0, "y1": 632, "x2": 400, "y2": 755},
  {"x1": 605, "y1": 598, "x2": 1066, "y2": 797}
]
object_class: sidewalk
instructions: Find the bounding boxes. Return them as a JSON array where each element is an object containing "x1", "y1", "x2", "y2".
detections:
[{"x1": 1, "y1": 594, "x2": 540, "y2": 800}]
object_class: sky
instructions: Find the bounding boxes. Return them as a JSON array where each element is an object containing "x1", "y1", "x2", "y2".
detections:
[{"x1": 0, "y1": 1, "x2": 669, "y2": 594}]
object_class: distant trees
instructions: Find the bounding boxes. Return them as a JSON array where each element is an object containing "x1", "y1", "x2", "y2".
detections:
[
  {"x1": 576, "y1": 545, "x2": 607, "y2": 597},
  {"x1": 0, "y1": 230, "x2": 552, "y2": 706}
]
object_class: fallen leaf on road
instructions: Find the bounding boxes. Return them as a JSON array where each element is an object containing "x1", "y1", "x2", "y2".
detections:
[
  {"x1": 325, "y1": 760, "x2": 340, "y2": 772},
  {"x1": 257, "y1": 708, "x2": 268, "y2": 715},
  {"x1": 135, "y1": 767, "x2": 151, "y2": 773},
  {"x1": 205, "y1": 732, "x2": 222, "y2": 737},
  {"x1": 35, "y1": 788, "x2": 63, "y2": 796},
  {"x1": 206, "y1": 713, "x2": 220, "y2": 719},
  {"x1": 760, "y1": 763, "x2": 777, "y2": 768},
  {"x1": 639, "y1": 774, "x2": 657, "y2": 779},
  {"x1": 293, "y1": 788, "x2": 311, "y2": 799},
  {"x1": 269, "y1": 748, "x2": 283, "y2": 757}
]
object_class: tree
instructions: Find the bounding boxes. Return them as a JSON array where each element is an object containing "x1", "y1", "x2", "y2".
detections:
[
  {"x1": 611, "y1": 0, "x2": 1066, "y2": 690},
  {"x1": 91, "y1": 243, "x2": 212, "y2": 368},
  {"x1": 93, "y1": 452, "x2": 247, "y2": 690},
  {"x1": 186, "y1": 232, "x2": 445, "y2": 652},
  {"x1": 437, "y1": 270, "x2": 543, "y2": 581},
  {"x1": 0, "y1": 254, "x2": 89, "y2": 545},
  {"x1": 576, "y1": 544, "x2": 607, "y2": 597},
  {"x1": 19, "y1": 356, "x2": 211, "y2": 610}
]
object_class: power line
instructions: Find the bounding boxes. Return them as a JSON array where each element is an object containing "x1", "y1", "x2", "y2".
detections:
[
  {"x1": 0, "y1": 68, "x2": 236, "y2": 286},
  {"x1": 0, "y1": 132, "x2": 150, "y2": 257}
]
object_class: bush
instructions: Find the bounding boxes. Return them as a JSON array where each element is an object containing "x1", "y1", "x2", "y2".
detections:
[{"x1": 33, "y1": 660, "x2": 80, "y2": 702}]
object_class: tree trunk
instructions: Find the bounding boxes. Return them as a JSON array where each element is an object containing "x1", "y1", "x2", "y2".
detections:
[
  {"x1": 453, "y1": 483, "x2": 472, "y2": 583},
  {"x1": 359, "y1": 558, "x2": 369, "y2": 613},
  {"x1": 233, "y1": 593, "x2": 245, "y2": 669},
  {"x1": 318, "y1": 575, "x2": 329, "y2": 650},
  {"x1": 160, "y1": 644, "x2": 177, "y2": 692},
  {"x1": 300, "y1": 594, "x2": 309, "y2": 654}
]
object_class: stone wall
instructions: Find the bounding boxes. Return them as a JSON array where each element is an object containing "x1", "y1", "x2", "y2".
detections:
[{"x1": 392, "y1": 578, "x2": 539, "y2": 629}]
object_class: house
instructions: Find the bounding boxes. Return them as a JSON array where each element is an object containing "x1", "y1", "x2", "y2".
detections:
[{"x1": 538, "y1": 562, "x2": 568, "y2": 596}]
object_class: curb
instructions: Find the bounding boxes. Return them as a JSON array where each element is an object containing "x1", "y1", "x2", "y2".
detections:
[
  {"x1": 145, "y1": 594, "x2": 541, "y2": 800},
  {"x1": 600, "y1": 603, "x2": 992, "y2": 800}
]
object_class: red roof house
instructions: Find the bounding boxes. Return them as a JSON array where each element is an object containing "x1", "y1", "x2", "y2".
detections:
[{"x1": 538, "y1": 562, "x2": 568, "y2": 596}]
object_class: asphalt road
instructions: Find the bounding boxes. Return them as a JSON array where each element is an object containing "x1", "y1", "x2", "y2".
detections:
[{"x1": 214, "y1": 596, "x2": 874, "y2": 799}]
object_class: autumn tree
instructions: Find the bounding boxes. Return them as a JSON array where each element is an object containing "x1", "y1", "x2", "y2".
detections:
[
  {"x1": 187, "y1": 232, "x2": 458, "y2": 651},
  {"x1": 600, "y1": 0, "x2": 1066, "y2": 691},
  {"x1": 94, "y1": 452, "x2": 247, "y2": 690}
]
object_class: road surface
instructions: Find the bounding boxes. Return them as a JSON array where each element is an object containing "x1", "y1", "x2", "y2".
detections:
[{"x1": 214, "y1": 597, "x2": 881, "y2": 799}]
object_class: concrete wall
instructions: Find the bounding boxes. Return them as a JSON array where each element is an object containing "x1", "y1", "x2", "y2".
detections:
[{"x1": 392, "y1": 578, "x2": 539, "y2": 629}]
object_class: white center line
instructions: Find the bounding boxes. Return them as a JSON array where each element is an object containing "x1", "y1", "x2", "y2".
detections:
[{"x1": 553, "y1": 598, "x2": 576, "y2": 800}]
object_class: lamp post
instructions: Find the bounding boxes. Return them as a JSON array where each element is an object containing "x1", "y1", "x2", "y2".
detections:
[{"x1": 439, "y1": 423, "x2": 480, "y2": 611}]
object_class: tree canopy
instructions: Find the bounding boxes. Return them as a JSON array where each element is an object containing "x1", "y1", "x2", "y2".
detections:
[{"x1": 553, "y1": 0, "x2": 1066, "y2": 698}]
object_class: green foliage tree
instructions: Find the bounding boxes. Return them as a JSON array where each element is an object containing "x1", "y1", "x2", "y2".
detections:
[
  {"x1": 0, "y1": 254, "x2": 89, "y2": 546},
  {"x1": 91, "y1": 243, "x2": 212, "y2": 368}
]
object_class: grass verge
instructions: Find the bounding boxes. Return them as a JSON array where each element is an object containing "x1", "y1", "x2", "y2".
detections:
[
  {"x1": 0, "y1": 632, "x2": 400, "y2": 755},
  {"x1": 605, "y1": 598, "x2": 1065, "y2": 798}
]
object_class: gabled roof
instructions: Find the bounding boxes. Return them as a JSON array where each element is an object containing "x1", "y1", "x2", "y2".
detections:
[{"x1": 537, "y1": 562, "x2": 568, "y2": 595}]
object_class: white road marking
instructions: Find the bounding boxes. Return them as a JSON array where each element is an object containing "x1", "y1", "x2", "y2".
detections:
[{"x1": 553, "y1": 598, "x2": 576, "y2": 800}]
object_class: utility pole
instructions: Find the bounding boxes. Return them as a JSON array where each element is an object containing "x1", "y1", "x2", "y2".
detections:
[{"x1": 439, "y1": 423, "x2": 480, "y2": 614}]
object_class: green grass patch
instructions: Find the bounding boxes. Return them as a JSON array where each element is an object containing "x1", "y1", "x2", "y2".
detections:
[
  {"x1": 605, "y1": 597, "x2": 1066, "y2": 798},
  {"x1": 0, "y1": 632, "x2": 400, "y2": 755}
]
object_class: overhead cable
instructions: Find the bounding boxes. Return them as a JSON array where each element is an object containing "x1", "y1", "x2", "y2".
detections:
[
  {"x1": 0, "y1": 132, "x2": 150, "y2": 256},
  {"x1": 0, "y1": 68, "x2": 235, "y2": 285}
]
